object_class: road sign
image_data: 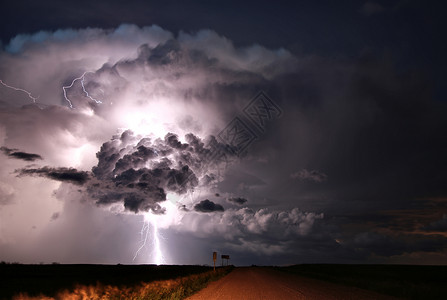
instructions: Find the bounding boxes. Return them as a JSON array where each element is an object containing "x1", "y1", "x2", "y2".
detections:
[{"x1": 221, "y1": 254, "x2": 230, "y2": 266}]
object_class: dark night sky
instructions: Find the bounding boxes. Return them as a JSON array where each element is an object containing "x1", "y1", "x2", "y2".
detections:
[{"x1": 0, "y1": 0, "x2": 446, "y2": 265}]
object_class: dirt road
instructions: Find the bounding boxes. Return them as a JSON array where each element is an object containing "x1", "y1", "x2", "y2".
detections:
[{"x1": 186, "y1": 267, "x2": 398, "y2": 300}]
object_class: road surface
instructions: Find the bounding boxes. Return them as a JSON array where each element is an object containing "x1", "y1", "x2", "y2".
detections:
[{"x1": 186, "y1": 267, "x2": 398, "y2": 300}]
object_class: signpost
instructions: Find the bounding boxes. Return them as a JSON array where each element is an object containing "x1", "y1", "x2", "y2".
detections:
[
  {"x1": 213, "y1": 251, "x2": 217, "y2": 271},
  {"x1": 221, "y1": 254, "x2": 230, "y2": 266}
]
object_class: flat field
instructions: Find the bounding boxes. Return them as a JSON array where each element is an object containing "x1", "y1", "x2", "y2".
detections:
[
  {"x1": 0, "y1": 264, "x2": 231, "y2": 300},
  {"x1": 278, "y1": 264, "x2": 447, "y2": 299}
]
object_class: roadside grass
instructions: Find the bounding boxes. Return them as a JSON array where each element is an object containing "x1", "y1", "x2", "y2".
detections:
[
  {"x1": 0, "y1": 264, "x2": 233, "y2": 300},
  {"x1": 277, "y1": 264, "x2": 447, "y2": 300}
]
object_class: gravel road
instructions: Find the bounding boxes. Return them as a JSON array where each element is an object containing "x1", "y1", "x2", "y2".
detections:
[{"x1": 186, "y1": 267, "x2": 399, "y2": 300}]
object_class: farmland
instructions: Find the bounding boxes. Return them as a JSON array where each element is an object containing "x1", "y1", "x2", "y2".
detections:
[{"x1": 0, "y1": 263, "x2": 232, "y2": 300}]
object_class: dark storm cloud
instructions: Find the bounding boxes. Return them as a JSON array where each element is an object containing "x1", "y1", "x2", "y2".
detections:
[
  {"x1": 179, "y1": 207, "x2": 326, "y2": 257},
  {"x1": 122, "y1": 193, "x2": 166, "y2": 214},
  {"x1": 290, "y1": 169, "x2": 327, "y2": 183},
  {"x1": 194, "y1": 199, "x2": 224, "y2": 212},
  {"x1": 92, "y1": 130, "x2": 220, "y2": 213},
  {"x1": 227, "y1": 197, "x2": 248, "y2": 205},
  {"x1": 92, "y1": 131, "x2": 232, "y2": 182},
  {"x1": 0, "y1": 146, "x2": 43, "y2": 161},
  {"x1": 92, "y1": 130, "x2": 233, "y2": 196},
  {"x1": 17, "y1": 167, "x2": 89, "y2": 185},
  {"x1": 15, "y1": 129, "x2": 235, "y2": 214}
]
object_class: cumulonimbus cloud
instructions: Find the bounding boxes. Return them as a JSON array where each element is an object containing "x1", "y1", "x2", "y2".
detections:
[
  {"x1": 11, "y1": 22, "x2": 443, "y2": 262},
  {"x1": 16, "y1": 129, "x2": 236, "y2": 214}
]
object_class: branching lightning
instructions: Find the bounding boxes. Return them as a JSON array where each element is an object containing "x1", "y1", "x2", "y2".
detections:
[
  {"x1": 134, "y1": 219, "x2": 150, "y2": 260},
  {"x1": 133, "y1": 212, "x2": 164, "y2": 265},
  {"x1": 0, "y1": 80, "x2": 39, "y2": 103},
  {"x1": 63, "y1": 71, "x2": 102, "y2": 108}
]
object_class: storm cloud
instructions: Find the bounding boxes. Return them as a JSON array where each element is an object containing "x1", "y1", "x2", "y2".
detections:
[
  {"x1": 15, "y1": 129, "x2": 235, "y2": 214},
  {"x1": 86, "y1": 130, "x2": 236, "y2": 213},
  {"x1": 17, "y1": 167, "x2": 89, "y2": 185},
  {"x1": 194, "y1": 199, "x2": 224, "y2": 212},
  {"x1": 0, "y1": 20, "x2": 446, "y2": 265},
  {"x1": 1, "y1": 146, "x2": 43, "y2": 161}
]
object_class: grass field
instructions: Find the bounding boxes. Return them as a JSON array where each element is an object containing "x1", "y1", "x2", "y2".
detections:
[
  {"x1": 0, "y1": 263, "x2": 233, "y2": 300},
  {"x1": 277, "y1": 264, "x2": 447, "y2": 299}
]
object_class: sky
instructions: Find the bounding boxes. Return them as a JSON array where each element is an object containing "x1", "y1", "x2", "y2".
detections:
[{"x1": 0, "y1": 0, "x2": 446, "y2": 266}]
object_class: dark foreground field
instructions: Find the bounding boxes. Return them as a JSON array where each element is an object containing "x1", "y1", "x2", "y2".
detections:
[
  {"x1": 0, "y1": 264, "x2": 231, "y2": 300},
  {"x1": 278, "y1": 264, "x2": 447, "y2": 299},
  {"x1": 1, "y1": 264, "x2": 446, "y2": 300}
]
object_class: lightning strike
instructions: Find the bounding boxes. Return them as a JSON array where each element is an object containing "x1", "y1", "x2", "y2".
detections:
[
  {"x1": 62, "y1": 71, "x2": 102, "y2": 108},
  {"x1": 133, "y1": 212, "x2": 164, "y2": 265},
  {"x1": 151, "y1": 216, "x2": 163, "y2": 265},
  {"x1": 0, "y1": 80, "x2": 39, "y2": 103},
  {"x1": 133, "y1": 219, "x2": 150, "y2": 261}
]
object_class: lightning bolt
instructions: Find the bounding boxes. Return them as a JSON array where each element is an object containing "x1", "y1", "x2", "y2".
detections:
[
  {"x1": 0, "y1": 80, "x2": 39, "y2": 103},
  {"x1": 63, "y1": 71, "x2": 102, "y2": 108},
  {"x1": 134, "y1": 218, "x2": 150, "y2": 260},
  {"x1": 133, "y1": 212, "x2": 164, "y2": 265},
  {"x1": 151, "y1": 216, "x2": 163, "y2": 265}
]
